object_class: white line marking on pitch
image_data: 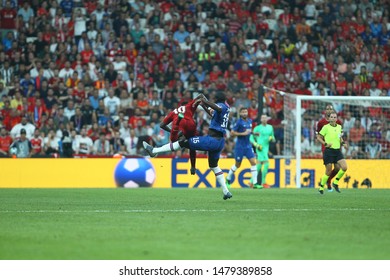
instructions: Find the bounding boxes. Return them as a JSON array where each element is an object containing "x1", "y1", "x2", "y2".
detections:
[{"x1": 0, "y1": 208, "x2": 389, "y2": 213}]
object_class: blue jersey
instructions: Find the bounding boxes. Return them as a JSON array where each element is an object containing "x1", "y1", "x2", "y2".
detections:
[
  {"x1": 209, "y1": 102, "x2": 230, "y2": 135},
  {"x1": 233, "y1": 118, "x2": 252, "y2": 149},
  {"x1": 188, "y1": 102, "x2": 230, "y2": 160}
]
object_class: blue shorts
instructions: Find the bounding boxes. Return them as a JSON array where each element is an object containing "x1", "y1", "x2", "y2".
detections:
[
  {"x1": 188, "y1": 135, "x2": 225, "y2": 160},
  {"x1": 234, "y1": 147, "x2": 255, "y2": 162}
]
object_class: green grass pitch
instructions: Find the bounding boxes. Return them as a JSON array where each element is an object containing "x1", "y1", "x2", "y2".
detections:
[{"x1": 0, "y1": 188, "x2": 389, "y2": 260}]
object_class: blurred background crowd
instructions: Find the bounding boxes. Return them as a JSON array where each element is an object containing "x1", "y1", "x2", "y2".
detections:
[{"x1": 0, "y1": 0, "x2": 389, "y2": 159}]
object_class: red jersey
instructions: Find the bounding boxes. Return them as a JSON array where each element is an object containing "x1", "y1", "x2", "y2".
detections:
[
  {"x1": 124, "y1": 49, "x2": 137, "y2": 65},
  {"x1": 302, "y1": 51, "x2": 316, "y2": 64},
  {"x1": 37, "y1": 7, "x2": 49, "y2": 17},
  {"x1": 316, "y1": 117, "x2": 343, "y2": 152},
  {"x1": 72, "y1": 89, "x2": 86, "y2": 102},
  {"x1": 279, "y1": 13, "x2": 293, "y2": 26},
  {"x1": 0, "y1": 8, "x2": 17, "y2": 29},
  {"x1": 315, "y1": 70, "x2": 327, "y2": 82},
  {"x1": 273, "y1": 81, "x2": 287, "y2": 92},
  {"x1": 30, "y1": 137, "x2": 43, "y2": 154},
  {"x1": 237, "y1": 69, "x2": 254, "y2": 84},
  {"x1": 335, "y1": 80, "x2": 347, "y2": 95},
  {"x1": 372, "y1": 71, "x2": 383, "y2": 83},
  {"x1": 248, "y1": 107, "x2": 258, "y2": 122},
  {"x1": 160, "y1": 1, "x2": 175, "y2": 13},
  {"x1": 80, "y1": 49, "x2": 94, "y2": 64},
  {"x1": 85, "y1": 1, "x2": 98, "y2": 14},
  {"x1": 128, "y1": 115, "x2": 146, "y2": 129},
  {"x1": 0, "y1": 135, "x2": 12, "y2": 153},
  {"x1": 378, "y1": 80, "x2": 390, "y2": 91},
  {"x1": 28, "y1": 104, "x2": 47, "y2": 120},
  {"x1": 209, "y1": 70, "x2": 222, "y2": 82},
  {"x1": 293, "y1": 61, "x2": 305, "y2": 73},
  {"x1": 162, "y1": 98, "x2": 200, "y2": 140}
]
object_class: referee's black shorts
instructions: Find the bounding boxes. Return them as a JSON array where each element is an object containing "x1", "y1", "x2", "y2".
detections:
[{"x1": 323, "y1": 148, "x2": 344, "y2": 165}]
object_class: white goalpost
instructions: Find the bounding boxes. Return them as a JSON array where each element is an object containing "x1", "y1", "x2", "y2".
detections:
[{"x1": 280, "y1": 93, "x2": 390, "y2": 188}]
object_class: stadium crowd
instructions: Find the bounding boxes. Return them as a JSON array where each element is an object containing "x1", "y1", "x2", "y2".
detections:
[{"x1": 0, "y1": 0, "x2": 389, "y2": 159}]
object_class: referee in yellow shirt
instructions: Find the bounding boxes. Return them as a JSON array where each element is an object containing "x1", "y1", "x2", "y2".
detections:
[{"x1": 316, "y1": 111, "x2": 348, "y2": 194}]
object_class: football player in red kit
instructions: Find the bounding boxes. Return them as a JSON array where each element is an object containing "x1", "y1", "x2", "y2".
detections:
[
  {"x1": 160, "y1": 94, "x2": 210, "y2": 175},
  {"x1": 316, "y1": 104, "x2": 343, "y2": 192}
]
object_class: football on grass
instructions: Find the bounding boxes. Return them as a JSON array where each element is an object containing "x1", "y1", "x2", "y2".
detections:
[{"x1": 114, "y1": 158, "x2": 156, "y2": 188}]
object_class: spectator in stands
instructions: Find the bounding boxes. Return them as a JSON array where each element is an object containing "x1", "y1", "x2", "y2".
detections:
[
  {"x1": 52, "y1": 106, "x2": 69, "y2": 128},
  {"x1": 369, "y1": 80, "x2": 382, "y2": 96},
  {"x1": 349, "y1": 118, "x2": 366, "y2": 148},
  {"x1": 0, "y1": 82, "x2": 9, "y2": 99},
  {"x1": 74, "y1": 127, "x2": 93, "y2": 155},
  {"x1": 10, "y1": 116, "x2": 35, "y2": 140},
  {"x1": 173, "y1": 24, "x2": 189, "y2": 44},
  {"x1": 298, "y1": 134, "x2": 311, "y2": 157},
  {"x1": 360, "y1": 108, "x2": 375, "y2": 131},
  {"x1": 342, "y1": 111, "x2": 356, "y2": 137},
  {"x1": 10, "y1": 128, "x2": 32, "y2": 158},
  {"x1": 151, "y1": 117, "x2": 169, "y2": 147},
  {"x1": 43, "y1": 129, "x2": 60, "y2": 157},
  {"x1": 17, "y1": 2, "x2": 34, "y2": 24},
  {"x1": 0, "y1": 126, "x2": 12, "y2": 157},
  {"x1": 97, "y1": 107, "x2": 113, "y2": 127},
  {"x1": 365, "y1": 134, "x2": 382, "y2": 159},
  {"x1": 93, "y1": 132, "x2": 110, "y2": 156},
  {"x1": 88, "y1": 89, "x2": 100, "y2": 110},
  {"x1": 118, "y1": 120, "x2": 130, "y2": 139},
  {"x1": 108, "y1": 129, "x2": 123, "y2": 154},
  {"x1": 30, "y1": 129, "x2": 44, "y2": 157},
  {"x1": 58, "y1": 61, "x2": 74, "y2": 81},
  {"x1": 69, "y1": 107, "x2": 86, "y2": 133},
  {"x1": 234, "y1": 89, "x2": 251, "y2": 112},
  {"x1": 0, "y1": 1, "x2": 17, "y2": 39},
  {"x1": 64, "y1": 99, "x2": 76, "y2": 120},
  {"x1": 104, "y1": 88, "x2": 120, "y2": 116}
]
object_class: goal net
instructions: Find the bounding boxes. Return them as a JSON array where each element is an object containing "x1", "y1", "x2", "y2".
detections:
[{"x1": 278, "y1": 92, "x2": 390, "y2": 188}]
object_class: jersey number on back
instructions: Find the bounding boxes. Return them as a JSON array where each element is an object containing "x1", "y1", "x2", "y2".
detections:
[
  {"x1": 221, "y1": 111, "x2": 229, "y2": 128},
  {"x1": 173, "y1": 106, "x2": 185, "y2": 115}
]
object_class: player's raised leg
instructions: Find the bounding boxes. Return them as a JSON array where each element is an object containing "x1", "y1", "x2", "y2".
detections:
[{"x1": 143, "y1": 141, "x2": 181, "y2": 157}]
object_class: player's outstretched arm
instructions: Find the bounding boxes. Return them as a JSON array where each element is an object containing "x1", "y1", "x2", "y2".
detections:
[
  {"x1": 201, "y1": 98, "x2": 222, "y2": 113},
  {"x1": 194, "y1": 94, "x2": 213, "y2": 117},
  {"x1": 160, "y1": 121, "x2": 171, "y2": 133},
  {"x1": 200, "y1": 103, "x2": 213, "y2": 117}
]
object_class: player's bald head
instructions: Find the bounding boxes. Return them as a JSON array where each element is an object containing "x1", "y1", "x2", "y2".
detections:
[{"x1": 325, "y1": 104, "x2": 334, "y2": 110}]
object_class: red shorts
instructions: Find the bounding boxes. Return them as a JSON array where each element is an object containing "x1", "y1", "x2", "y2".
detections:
[{"x1": 170, "y1": 118, "x2": 197, "y2": 141}]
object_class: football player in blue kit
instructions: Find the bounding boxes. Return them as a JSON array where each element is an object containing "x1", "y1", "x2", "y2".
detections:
[
  {"x1": 225, "y1": 107, "x2": 261, "y2": 189},
  {"x1": 143, "y1": 91, "x2": 232, "y2": 200}
]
